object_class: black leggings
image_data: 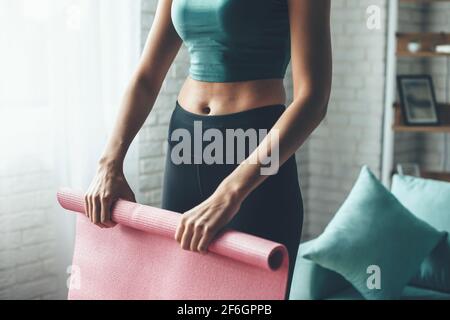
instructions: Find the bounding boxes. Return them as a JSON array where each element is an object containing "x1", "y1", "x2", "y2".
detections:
[{"x1": 162, "y1": 101, "x2": 304, "y2": 297}]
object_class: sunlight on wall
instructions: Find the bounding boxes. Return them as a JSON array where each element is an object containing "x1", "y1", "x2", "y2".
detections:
[
  {"x1": 20, "y1": 0, "x2": 84, "y2": 29},
  {"x1": 22, "y1": 0, "x2": 51, "y2": 22},
  {"x1": 0, "y1": 0, "x2": 141, "y2": 299}
]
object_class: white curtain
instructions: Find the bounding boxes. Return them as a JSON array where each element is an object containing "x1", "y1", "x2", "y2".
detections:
[{"x1": 0, "y1": 0, "x2": 141, "y2": 299}]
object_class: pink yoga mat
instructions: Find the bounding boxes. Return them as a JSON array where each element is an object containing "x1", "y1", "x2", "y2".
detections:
[{"x1": 57, "y1": 188, "x2": 289, "y2": 300}]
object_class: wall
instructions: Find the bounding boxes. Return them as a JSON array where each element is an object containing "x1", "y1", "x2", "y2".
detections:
[
  {"x1": 0, "y1": 133, "x2": 59, "y2": 300},
  {"x1": 0, "y1": 1, "x2": 141, "y2": 300},
  {"x1": 139, "y1": 0, "x2": 188, "y2": 208},
  {"x1": 300, "y1": 0, "x2": 388, "y2": 239},
  {"x1": 393, "y1": 2, "x2": 450, "y2": 174},
  {"x1": 138, "y1": 0, "x2": 389, "y2": 241}
]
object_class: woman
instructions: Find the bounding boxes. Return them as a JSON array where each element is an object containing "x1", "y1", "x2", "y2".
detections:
[{"x1": 84, "y1": 0, "x2": 332, "y2": 295}]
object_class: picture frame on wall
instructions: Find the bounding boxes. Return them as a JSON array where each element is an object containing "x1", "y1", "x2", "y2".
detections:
[{"x1": 397, "y1": 75, "x2": 439, "y2": 126}]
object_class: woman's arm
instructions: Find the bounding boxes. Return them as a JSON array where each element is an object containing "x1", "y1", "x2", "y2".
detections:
[
  {"x1": 175, "y1": 0, "x2": 332, "y2": 252},
  {"x1": 85, "y1": 0, "x2": 182, "y2": 227}
]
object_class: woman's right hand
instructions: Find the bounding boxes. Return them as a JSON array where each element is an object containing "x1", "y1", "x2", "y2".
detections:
[{"x1": 84, "y1": 159, "x2": 136, "y2": 228}]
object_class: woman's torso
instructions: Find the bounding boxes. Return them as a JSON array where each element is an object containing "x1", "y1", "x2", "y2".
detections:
[
  {"x1": 171, "y1": 0, "x2": 290, "y2": 115},
  {"x1": 177, "y1": 78, "x2": 286, "y2": 115}
]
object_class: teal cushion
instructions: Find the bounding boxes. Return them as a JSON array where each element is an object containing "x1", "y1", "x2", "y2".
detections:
[
  {"x1": 391, "y1": 175, "x2": 450, "y2": 293},
  {"x1": 302, "y1": 166, "x2": 444, "y2": 300},
  {"x1": 289, "y1": 240, "x2": 351, "y2": 300}
]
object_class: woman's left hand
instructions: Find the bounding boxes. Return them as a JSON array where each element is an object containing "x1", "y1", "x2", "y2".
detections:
[{"x1": 175, "y1": 182, "x2": 244, "y2": 253}]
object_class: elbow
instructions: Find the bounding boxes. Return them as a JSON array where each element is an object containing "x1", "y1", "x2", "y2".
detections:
[
  {"x1": 133, "y1": 72, "x2": 160, "y2": 97},
  {"x1": 314, "y1": 100, "x2": 329, "y2": 123},
  {"x1": 294, "y1": 89, "x2": 330, "y2": 125},
  {"x1": 135, "y1": 72, "x2": 155, "y2": 89}
]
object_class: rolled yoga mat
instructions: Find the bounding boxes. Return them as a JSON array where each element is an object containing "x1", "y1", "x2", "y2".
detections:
[{"x1": 57, "y1": 188, "x2": 289, "y2": 300}]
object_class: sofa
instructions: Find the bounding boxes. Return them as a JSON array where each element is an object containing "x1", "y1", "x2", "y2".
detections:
[
  {"x1": 290, "y1": 240, "x2": 450, "y2": 300},
  {"x1": 289, "y1": 168, "x2": 450, "y2": 300}
]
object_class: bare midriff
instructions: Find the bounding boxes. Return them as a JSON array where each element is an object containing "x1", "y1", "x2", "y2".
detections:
[{"x1": 177, "y1": 77, "x2": 287, "y2": 116}]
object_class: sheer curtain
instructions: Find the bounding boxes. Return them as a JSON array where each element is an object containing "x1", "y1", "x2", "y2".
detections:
[{"x1": 0, "y1": 0, "x2": 141, "y2": 298}]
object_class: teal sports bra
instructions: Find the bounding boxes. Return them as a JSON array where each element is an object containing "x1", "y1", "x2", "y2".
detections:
[{"x1": 171, "y1": 0, "x2": 291, "y2": 83}]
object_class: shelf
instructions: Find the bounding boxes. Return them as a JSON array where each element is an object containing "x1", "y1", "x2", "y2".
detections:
[
  {"x1": 397, "y1": 32, "x2": 450, "y2": 57},
  {"x1": 397, "y1": 51, "x2": 450, "y2": 57},
  {"x1": 400, "y1": 0, "x2": 450, "y2": 3},
  {"x1": 421, "y1": 171, "x2": 450, "y2": 182},
  {"x1": 384, "y1": 0, "x2": 450, "y2": 185},
  {"x1": 393, "y1": 123, "x2": 450, "y2": 133},
  {"x1": 393, "y1": 125, "x2": 450, "y2": 132},
  {"x1": 392, "y1": 103, "x2": 450, "y2": 133}
]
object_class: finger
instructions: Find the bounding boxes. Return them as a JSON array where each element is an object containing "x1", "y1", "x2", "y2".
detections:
[
  {"x1": 105, "y1": 197, "x2": 117, "y2": 228},
  {"x1": 100, "y1": 195, "x2": 114, "y2": 228},
  {"x1": 90, "y1": 195, "x2": 95, "y2": 223},
  {"x1": 197, "y1": 226, "x2": 214, "y2": 254},
  {"x1": 180, "y1": 221, "x2": 195, "y2": 250},
  {"x1": 104, "y1": 195, "x2": 117, "y2": 227},
  {"x1": 175, "y1": 218, "x2": 186, "y2": 242},
  {"x1": 190, "y1": 223, "x2": 204, "y2": 252},
  {"x1": 84, "y1": 193, "x2": 90, "y2": 218},
  {"x1": 89, "y1": 195, "x2": 95, "y2": 221},
  {"x1": 92, "y1": 195, "x2": 103, "y2": 227}
]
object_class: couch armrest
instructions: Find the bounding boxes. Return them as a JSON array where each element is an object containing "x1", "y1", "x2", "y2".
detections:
[{"x1": 289, "y1": 240, "x2": 351, "y2": 300}]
